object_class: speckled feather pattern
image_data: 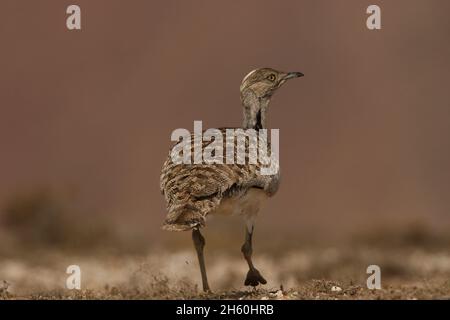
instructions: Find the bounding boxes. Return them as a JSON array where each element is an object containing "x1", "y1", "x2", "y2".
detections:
[{"x1": 160, "y1": 128, "x2": 279, "y2": 231}]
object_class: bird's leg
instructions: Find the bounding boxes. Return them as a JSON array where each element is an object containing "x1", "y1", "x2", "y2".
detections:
[
  {"x1": 241, "y1": 225, "x2": 267, "y2": 287},
  {"x1": 192, "y1": 228, "x2": 211, "y2": 292}
]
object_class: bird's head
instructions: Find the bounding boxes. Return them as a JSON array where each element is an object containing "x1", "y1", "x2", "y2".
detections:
[
  {"x1": 240, "y1": 68, "x2": 304, "y2": 100},
  {"x1": 240, "y1": 68, "x2": 304, "y2": 129}
]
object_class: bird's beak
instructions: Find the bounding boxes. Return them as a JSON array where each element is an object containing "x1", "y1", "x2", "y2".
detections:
[{"x1": 284, "y1": 72, "x2": 304, "y2": 80}]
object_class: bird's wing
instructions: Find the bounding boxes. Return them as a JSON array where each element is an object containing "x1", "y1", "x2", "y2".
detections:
[{"x1": 160, "y1": 128, "x2": 271, "y2": 230}]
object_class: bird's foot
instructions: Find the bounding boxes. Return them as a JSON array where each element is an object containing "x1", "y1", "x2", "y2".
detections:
[
  {"x1": 244, "y1": 268, "x2": 267, "y2": 287},
  {"x1": 202, "y1": 286, "x2": 211, "y2": 293}
]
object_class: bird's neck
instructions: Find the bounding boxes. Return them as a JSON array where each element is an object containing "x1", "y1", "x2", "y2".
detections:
[{"x1": 241, "y1": 90, "x2": 270, "y2": 130}]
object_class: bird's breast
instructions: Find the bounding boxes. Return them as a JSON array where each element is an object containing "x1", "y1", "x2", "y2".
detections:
[{"x1": 210, "y1": 188, "x2": 268, "y2": 217}]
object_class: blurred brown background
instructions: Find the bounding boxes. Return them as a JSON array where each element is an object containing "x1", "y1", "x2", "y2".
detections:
[{"x1": 0, "y1": 0, "x2": 449, "y2": 253}]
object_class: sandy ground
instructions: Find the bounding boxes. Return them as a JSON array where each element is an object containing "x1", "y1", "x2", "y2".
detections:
[{"x1": 1, "y1": 245, "x2": 449, "y2": 300}]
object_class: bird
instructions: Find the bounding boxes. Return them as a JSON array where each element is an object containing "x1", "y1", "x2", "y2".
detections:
[{"x1": 160, "y1": 68, "x2": 303, "y2": 292}]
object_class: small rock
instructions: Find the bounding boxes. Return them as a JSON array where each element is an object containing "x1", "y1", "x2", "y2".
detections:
[
  {"x1": 331, "y1": 286, "x2": 342, "y2": 292},
  {"x1": 274, "y1": 290, "x2": 284, "y2": 299},
  {"x1": 261, "y1": 296, "x2": 269, "y2": 300}
]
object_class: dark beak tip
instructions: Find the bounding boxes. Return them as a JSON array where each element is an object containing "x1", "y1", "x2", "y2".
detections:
[{"x1": 286, "y1": 72, "x2": 304, "y2": 79}]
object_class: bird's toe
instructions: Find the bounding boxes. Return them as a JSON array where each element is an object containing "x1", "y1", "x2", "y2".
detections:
[{"x1": 244, "y1": 268, "x2": 267, "y2": 287}]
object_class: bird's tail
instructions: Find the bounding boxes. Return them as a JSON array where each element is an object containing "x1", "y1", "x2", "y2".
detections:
[
  {"x1": 162, "y1": 211, "x2": 206, "y2": 232},
  {"x1": 161, "y1": 223, "x2": 195, "y2": 232}
]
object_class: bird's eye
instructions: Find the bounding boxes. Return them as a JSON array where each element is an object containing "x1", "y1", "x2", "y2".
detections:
[{"x1": 267, "y1": 74, "x2": 276, "y2": 82}]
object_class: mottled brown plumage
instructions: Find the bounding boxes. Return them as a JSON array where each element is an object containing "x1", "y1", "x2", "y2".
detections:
[
  {"x1": 160, "y1": 68, "x2": 303, "y2": 291},
  {"x1": 160, "y1": 128, "x2": 277, "y2": 231}
]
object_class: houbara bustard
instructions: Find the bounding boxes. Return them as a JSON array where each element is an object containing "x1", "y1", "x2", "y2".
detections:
[{"x1": 160, "y1": 68, "x2": 303, "y2": 292}]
